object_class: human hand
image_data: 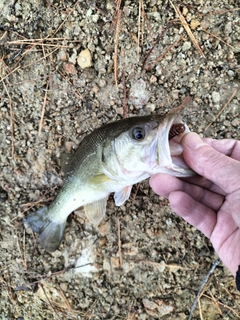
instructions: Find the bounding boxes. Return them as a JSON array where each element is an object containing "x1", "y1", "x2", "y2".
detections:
[{"x1": 150, "y1": 132, "x2": 240, "y2": 276}]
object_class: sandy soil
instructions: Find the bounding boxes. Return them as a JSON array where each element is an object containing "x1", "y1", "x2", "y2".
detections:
[{"x1": 1, "y1": 0, "x2": 240, "y2": 319}]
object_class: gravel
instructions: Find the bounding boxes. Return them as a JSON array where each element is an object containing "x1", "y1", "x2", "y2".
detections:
[{"x1": 0, "y1": 0, "x2": 240, "y2": 319}]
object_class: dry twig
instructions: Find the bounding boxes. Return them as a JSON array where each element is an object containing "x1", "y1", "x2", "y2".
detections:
[
  {"x1": 168, "y1": 96, "x2": 192, "y2": 114},
  {"x1": 142, "y1": 21, "x2": 175, "y2": 70},
  {"x1": 188, "y1": 259, "x2": 220, "y2": 320},
  {"x1": 201, "y1": 28, "x2": 235, "y2": 50},
  {"x1": 38, "y1": 78, "x2": 50, "y2": 135},
  {"x1": 149, "y1": 36, "x2": 183, "y2": 70},
  {"x1": 204, "y1": 84, "x2": 240, "y2": 132},
  {"x1": 40, "y1": 284, "x2": 61, "y2": 320},
  {"x1": 202, "y1": 293, "x2": 240, "y2": 318},
  {"x1": 2, "y1": 80, "x2": 14, "y2": 159},
  {"x1": 50, "y1": 0, "x2": 79, "y2": 38}
]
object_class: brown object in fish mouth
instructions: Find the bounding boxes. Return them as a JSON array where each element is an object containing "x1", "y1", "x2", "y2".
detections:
[{"x1": 169, "y1": 123, "x2": 185, "y2": 140}]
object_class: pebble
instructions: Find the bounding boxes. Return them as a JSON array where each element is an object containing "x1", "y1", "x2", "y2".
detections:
[
  {"x1": 231, "y1": 118, "x2": 240, "y2": 127},
  {"x1": 212, "y1": 91, "x2": 221, "y2": 103},
  {"x1": 77, "y1": 49, "x2": 92, "y2": 69},
  {"x1": 182, "y1": 41, "x2": 191, "y2": 52}
]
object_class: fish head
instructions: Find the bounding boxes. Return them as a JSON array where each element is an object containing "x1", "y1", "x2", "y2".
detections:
[{"x1": 102, "y1": 113, "x2": 194, "y2": 181}]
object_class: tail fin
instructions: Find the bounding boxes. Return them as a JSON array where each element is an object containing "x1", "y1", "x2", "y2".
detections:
[{"x1": 24, "y1": 207, "x2": 66, "y2": 252}]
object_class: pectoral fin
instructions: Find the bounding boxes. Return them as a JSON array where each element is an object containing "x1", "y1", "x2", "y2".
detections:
[
  {"x1": 114, "y1": 185, "x2": 132, "y2": 206},
  {"x1": 84, "y1": 198, "x2": 108, "y2": 225}
]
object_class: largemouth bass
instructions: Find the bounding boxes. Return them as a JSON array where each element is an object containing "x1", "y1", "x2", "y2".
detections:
[{"x1": 25, "y1": 113, "x2": 194, "y2": 252}]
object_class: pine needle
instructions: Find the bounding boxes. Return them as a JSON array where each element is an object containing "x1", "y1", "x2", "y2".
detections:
[
  {"x1": 38, "y1": 78, "x2": 50, "y2": 135},
  {"x1": 169, "y1": 0, "x2": 206, "y2": 58}
]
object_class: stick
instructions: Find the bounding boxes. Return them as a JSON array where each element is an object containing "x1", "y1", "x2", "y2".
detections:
[
  {"x1": 2, "y1": 80, "x2": 14, "y2": 159},
  {"x1": 188, "y1": 259, "x2": 220, "y2": 320}
]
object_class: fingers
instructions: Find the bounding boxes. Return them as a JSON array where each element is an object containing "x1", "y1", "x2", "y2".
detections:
[
  {"x1": 168, "y1": 191, "x2": 216, "y2": 239},
  {"x1": 182, "y1": 133, "x2": 240, "y2": 194},
  {"x1": 203, "y1": 138, "x2": 240, "y2": 161},
  {"x1": 150, "y1": 173, "x2": 224, "y2": 212}
]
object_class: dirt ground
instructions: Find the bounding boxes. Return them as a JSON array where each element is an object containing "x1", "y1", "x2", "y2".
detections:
[{"x1": 0, "y1": 0, "x2": 240, "y2": 319}]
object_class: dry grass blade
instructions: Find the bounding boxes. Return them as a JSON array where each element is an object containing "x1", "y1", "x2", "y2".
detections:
[
  {"x1": 197, "y1": 298, "x2": 203, "y2": 320},
  {"x1": 168, "y1": 96, "x2": 192, "y2": 114},
  {"x1": 206, "y1": 7, "x2": 240, "y2": 16},
  {"x1": 0, "y1": 48, "x2": 59, "y2": 84},
  {"x1": 114, "y1": 4, "x2": 122, "y2": 88},
  {"x1": 2, "y1": 80, "x2": 14, "y2": 159},
  {"x1": 50, "y1": 0, "x2": 79, "y2": 38},
  {"x1": 169, "y1": 0, "x2": 206, "y2": 58},
  {"x1": 0, "y1": 65, "x2": 20, "y2": 83},
  {"x1": 142, "y1": 21, "x2": 175, "y2": 70},
  {"x1": 150, "y1": 36, "x2": 183, "y2": 70},
  {"x1": 38, "y1": 79, "x2": 50, "y2": 135},
  {"x1": 204, "y1": 84, "x2": 240, "y2": 132},
  {"x1": 40, "y1": 284, "x2": 61, "y2": 320},
  {"x1": 58, "y1": 69, "x2": 83, "y2": 100},
  {"x1": 202, "y1": 293, "x2": 240, "y2": 318},
  {"x1": 209, "y1": 290, "x2": 223, "y2": 315},
  {"x1": 201, "y1": 28, "x2": 235, "y2": 50},
  {"x1": 140, "y1": 260, "x2": 192, "y2": 271}
]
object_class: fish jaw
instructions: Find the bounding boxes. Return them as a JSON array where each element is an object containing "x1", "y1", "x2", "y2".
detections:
[{"x1": 154, "y1": 114, "x2": 194, "y2": 177}]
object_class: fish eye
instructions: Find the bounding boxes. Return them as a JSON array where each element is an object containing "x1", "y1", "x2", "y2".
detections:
[{"x1": 131, "y1": 126, "x2": 145, "y2": 140}]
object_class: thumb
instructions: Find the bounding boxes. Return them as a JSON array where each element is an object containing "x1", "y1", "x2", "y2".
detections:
[{"x1": 182, "y1": 133, "x2": 240, "y2": 193}]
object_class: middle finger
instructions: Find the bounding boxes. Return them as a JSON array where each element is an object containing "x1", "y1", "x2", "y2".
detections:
[{"x1": 150, "y1": 173, "x2": 225, "y2": 212}]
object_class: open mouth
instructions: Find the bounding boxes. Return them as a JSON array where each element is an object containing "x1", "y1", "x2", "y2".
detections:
[{"x1": 156, "y1": 114, "x2": 194, "y2": 177}]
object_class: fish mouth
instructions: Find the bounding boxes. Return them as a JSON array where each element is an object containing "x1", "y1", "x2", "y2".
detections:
[{"x1": 156, "y1": 114, "x2": 194, "y2": 177}]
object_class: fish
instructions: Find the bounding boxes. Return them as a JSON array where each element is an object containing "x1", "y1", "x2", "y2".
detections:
[{"x1": 25, "y1": 113, "x2": 194, "y2": 252}]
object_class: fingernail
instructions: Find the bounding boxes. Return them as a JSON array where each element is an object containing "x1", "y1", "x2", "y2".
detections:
[{"x1": 182, "y1": 132, "x2": 206, "y2": 150}]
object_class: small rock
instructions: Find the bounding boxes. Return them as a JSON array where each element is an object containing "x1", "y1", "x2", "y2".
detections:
[
  {"x1": 65, "y1": 141, "x2": 75, "y2": 152},
  {"x1": 182, "y1": 41, "x2": 191, "y2": 52},
  {"x1": 92, "y1": 84, "x2": 100, "y2": 93},
  {"x1": 63, "y1": 62, "x2": 77, "y2": 74},
  {"x1": 145, "y1": 103, "x2": 156, "y2": 112},
  {"x1": 231, "y1": 118, "x2": 240, "y2": 127},
  {"x1": 129, "y1": 78, "x2": 150, "y2": 108},
  {"x1": 225, "y1": 21, "x2": 232, "y2": 35},
  {"x1": 182, "y1": 7, "x2": 188, "y2": 16},
  {"x1": 212, "y1": 91, "x2": 220, "y2": 103},
  {"x1": 228, "y1": 70, "x2": 235, "y2": 77},
  {"x1": 77, "y1": 49, "x2": 92, "y2": 69},
  {"x1": 190, "y1": 19, "x2": 201, "y2": 30}
]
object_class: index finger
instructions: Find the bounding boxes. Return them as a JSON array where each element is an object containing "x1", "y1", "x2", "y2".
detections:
[{"x1": 182, "y1": 133, "x2": 240, "y2": 194}]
